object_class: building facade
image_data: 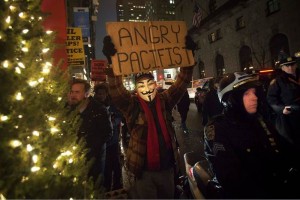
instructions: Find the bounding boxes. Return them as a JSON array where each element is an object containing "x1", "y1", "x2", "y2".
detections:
[
  {"x1": 175, "y1": 0, "x2": 300, "y2": 78},
  {"x1": 116, "y1": 0, "x2": 146, "y2": 22}
]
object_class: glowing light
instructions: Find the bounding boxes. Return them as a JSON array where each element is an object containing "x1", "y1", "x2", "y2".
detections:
[
  {"x1": 26, "y1": 144, "x2": 33, "y2": 152},
  {"x1": 53, "y1": 163, "x2": 57, "y2": 169},
  {"x1": 32, "y1": 131, "x2": 40, "y2": 136},
  {"x1": 15, "y1": 92, "x2": 23, "y2": 100},
  {"x1": 22, "y1": 29, "x2": 29, "y2": 34},
  {"x1": 45, "y1": 62, "x2": 52, "y2": 67},
  {"x1": 46, "y1": 30, "x2": 53, "y2": 34},
  {"x1": 31, "y1": 166, "x2": 40, "y2": 172},
  {"x1": 2, "y1": 60, "x2": 9, "y2": 68},
  {"x1": 42, "y1": 48, "x2": 50, "y2": 53},
  {"x1": 21, "y1": 176, "x2": 29, "y2": 183},
  {"x1": 18, "y1": 115, "x2": 23, "y2": 118},
  {"x1": 15, "y1": 126, "x2": 18, "y2": 129},
  {"x1": 21, "y1": 47, "x2": 28, "y2": 52},
  {"x1": 57, "y1": 97, "x2": 62, "y2": 101},
  {"x1": 19, "y1": 12, "x2": 26, "y2": 18},
  {"x1": 38, "y1": 77, "x2": 44, "y2": 83},
  {"x1": 9, "y1": 5, "x2": 16, "y2": 11},
  {"x1": 9, "y1": 140, "x2": 22, "y2": 148},
  {"x1": 32, "y1": 155, "x2": 38, "y2": 163},
  {"x1": 50, "y1": 127, "x2": 59, "y2": 134},
  {"x1": 28, "y1": 80, "x2": 38, "y2": 87},
  {"x1": 61, "y1": 150, "x2": 72, "y2": 156},
  {"x1": 15, "y1": 67, "x2": 21, "y2": 74},
  {"x1": 73, "y1": 177, "x2": 77, "y2": 183},
  {"x1": 5, "y1": 16, "x2": 11, "y2": 23},
  {"x1": 18, "y1": 62, "x2": 25, "y2": 68},
  {"x1": 0, "y1": 115, "x2": 8, "y2": 121},
  {"x1": 68, "y1": 158, "x2": 73, "y2": 163},
  {"x1": 48, "y1": 116, "x2": 56, "y2": 121},
  {"x1": 42, "y1": 64, "x2": 50, "y2": 74}
]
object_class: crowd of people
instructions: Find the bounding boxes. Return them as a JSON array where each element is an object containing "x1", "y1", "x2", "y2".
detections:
[{"x1": 64, "y1": 31, "x2": 300, "y2": 199}]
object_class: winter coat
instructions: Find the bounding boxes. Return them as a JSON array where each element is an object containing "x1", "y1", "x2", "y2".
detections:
[
  {"x1": 202, "y1": 88, "x2": 223, "y2": 126},
  {"x1": 107, "y1": 67, "x2": 193, "y2": 177},
  {"x1": 78, "y1": 97, "x2": 113, "y2": 156},
  {"x1": 267, "y1": 71, "x2": 300, "y2": 144},
  {"x1": 204, "y1": 114, "x2": 297, "y2": 198},
  {"x1": 176, "y1": 90, "x2": 190, "y2": 114}
]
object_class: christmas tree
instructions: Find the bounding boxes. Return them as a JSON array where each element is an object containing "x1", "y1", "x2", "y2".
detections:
[{"x1": 0, "y1": 0, "x2": 100, "y2": 198}]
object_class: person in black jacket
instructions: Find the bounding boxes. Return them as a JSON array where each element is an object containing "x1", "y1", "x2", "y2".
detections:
[
  {"x1": 176, "y1": 90, "x2": 190, "y2": 133},
  {"x1": 94, "y1": 83, "x2": 124, "y2": 191},
  {"x1": 267, "y1": 56, "x2": 300, "y2": 151},
  {"x1": 66, "y1": 79, "x2": 113, "y2": 188},
  {"x1": 204, "y1": 72, "x2": 299, "y2": 199},
  {"x1": 202, "y1": 78, "x2": 223, "y2": 126}
]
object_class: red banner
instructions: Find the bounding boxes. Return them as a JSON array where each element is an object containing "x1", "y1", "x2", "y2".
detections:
[
  {"x1": 91, "y1": 60, "x2": 107, "y2": 81},
  {"x1": 41, "y1": 0, "x2": 68, "y2": 70}
]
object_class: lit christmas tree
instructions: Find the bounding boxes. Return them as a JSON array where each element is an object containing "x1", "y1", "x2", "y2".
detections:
[{"x1": 0, "y1": 0, "x2": 100, "y2": 198}]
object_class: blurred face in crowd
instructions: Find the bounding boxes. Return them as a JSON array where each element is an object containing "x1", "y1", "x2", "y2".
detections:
[
  {"x1": 281, "y1": 63, "x2": 297, "y2": 76},
  {"x1": 243, "y1": 88, "x2": 258, "y2": 114},
  {"x1": 68, "y1": 83, "x2": 87, "y2": 106},
  {"x1": 136, "y1": 77, "x2": 157, "y2": 102},
  {"x1": 94, "y1": 88, "x2": 108, "y2": 103}
]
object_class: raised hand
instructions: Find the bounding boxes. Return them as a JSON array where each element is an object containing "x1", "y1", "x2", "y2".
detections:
[{"x1": 102, "y1": 35, "x2": 117, "y2": 64}]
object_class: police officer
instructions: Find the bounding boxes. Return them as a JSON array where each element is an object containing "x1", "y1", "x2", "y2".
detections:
[
  {"x1": 267, "y1": 56, "x2": 300, "y2": 150},
  {"x1": 204, "y1": 72, "x2": 299, "y2": 198}
]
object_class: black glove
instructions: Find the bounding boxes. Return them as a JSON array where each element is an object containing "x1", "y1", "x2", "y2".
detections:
[
  {"x1": 102, "y1": 35, "x2": 117, "y2": 64},
  {"x1": 185, "y1": 35, "x2": 197, "y2": 52}
]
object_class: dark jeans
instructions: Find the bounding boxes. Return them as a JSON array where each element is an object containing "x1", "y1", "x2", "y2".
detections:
[
  {"x1": 104, "y1": 143, "x2": 123, "y2": 191},
  {"x1": 87, "y1": 144, "x2": 106, "y2": 188}
]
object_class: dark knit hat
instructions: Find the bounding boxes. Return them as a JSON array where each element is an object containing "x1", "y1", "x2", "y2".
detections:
[{"x1": 134, "y1": 72, "x2": 154, "y2": 83}]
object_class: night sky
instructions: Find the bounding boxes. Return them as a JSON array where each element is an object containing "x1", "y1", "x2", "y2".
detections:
[{"x1": 95, "y1": 0, "x2": 117, "y2": 59}]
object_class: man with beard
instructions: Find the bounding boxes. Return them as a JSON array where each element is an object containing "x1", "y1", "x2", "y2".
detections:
[
  {"x1": 66, "y1": 79, "x2": 112, "y2": 188},
  {"x1": 102, "y1": 35, "x2": 196, "y2": 198}
]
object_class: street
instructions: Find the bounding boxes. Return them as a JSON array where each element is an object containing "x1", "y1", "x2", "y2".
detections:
[{"x1": 173, "y1": 101, "x2": 204, "y2": 175}]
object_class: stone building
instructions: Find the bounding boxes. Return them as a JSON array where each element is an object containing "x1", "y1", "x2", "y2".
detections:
[{"x1": 175, "y1": 0, "x2": 300, "y2": 78}]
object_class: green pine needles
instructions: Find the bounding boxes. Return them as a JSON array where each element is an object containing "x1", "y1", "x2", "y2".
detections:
[{"x1": 0, "y1": 0, "x2": 101, "y2": 198}]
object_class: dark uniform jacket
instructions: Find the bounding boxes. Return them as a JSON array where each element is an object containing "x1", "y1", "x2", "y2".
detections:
[
  {"x1": 107, "y1": 67, "x2": 193, "y2": 177},
  {"x1": 267, "y1": 71, "x2": 300, "y2": 144},
  {"x1": 202, "y1": 88, "x2": 223, "y2": 126},
  {"x1": 204, "y1": 114, "x2": 296, "y2": 198}
]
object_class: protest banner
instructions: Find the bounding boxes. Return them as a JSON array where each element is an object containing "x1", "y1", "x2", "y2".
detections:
[
  {"x1": 106, "y1": 21, "x2": 195, "y2": 76},
  {"x1": 91, "y1": 59, "x2": 107, "y2": 81},
  {"x1": 66, "y1": 27, "x2": 85, "y2": 66}
]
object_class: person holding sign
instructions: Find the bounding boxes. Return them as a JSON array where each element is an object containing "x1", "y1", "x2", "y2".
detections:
[{"x1": 102, "y1": 31, "x2": 196, "y2": 198}]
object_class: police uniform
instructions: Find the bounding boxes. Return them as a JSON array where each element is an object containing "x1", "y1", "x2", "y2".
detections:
[
  {"x1": 267, "y1": 57, "x2": 300, "y2": 146},
  {"x1": 204, "y1": 114, "x2": 295, "y2": 198}
]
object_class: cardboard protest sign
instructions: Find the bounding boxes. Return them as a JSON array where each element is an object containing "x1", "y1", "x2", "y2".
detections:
[
  {"x1": 66, "y1": 27, "x2": 85, "y2": 66},
  {"x1": 106, "y1": 21, "x2": 195, "y2": 76}
]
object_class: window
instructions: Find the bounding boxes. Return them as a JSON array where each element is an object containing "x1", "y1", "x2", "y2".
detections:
[
  {"x1": 209, "y1": 0, "x2": 216, "y2": 13},
  {"x1": 208, "y1": 29, "x2": 222, "y2": 43},
  {"x1": 236, "y1": 16, "x2": 245, "y2": 30},
  {"x1": 266, "y1": 0, "x2": 280, "y2": 16},
  {"x1": 208, "y1": 32, "x2": 216, "y2": 43}
]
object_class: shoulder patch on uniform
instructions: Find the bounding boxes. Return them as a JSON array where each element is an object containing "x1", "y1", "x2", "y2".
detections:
[
  {"x1": 270, "y1": 79, "x2": 276, "y2": 85},
  {"x1": 204, "y1": 124, "x2": 215, "y2": 141},
  {"x1": 212, "y1": 142, "x2": 225, "y2": 155}
]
